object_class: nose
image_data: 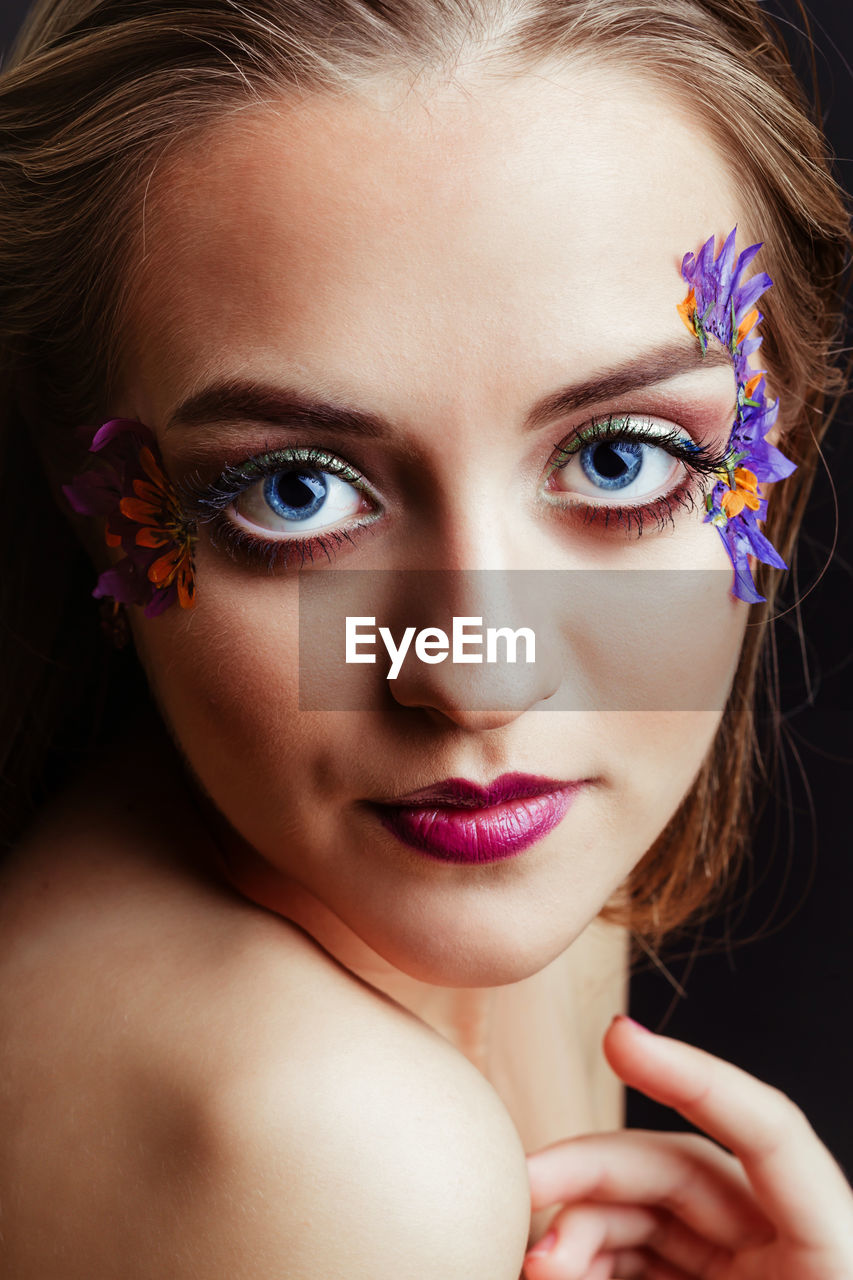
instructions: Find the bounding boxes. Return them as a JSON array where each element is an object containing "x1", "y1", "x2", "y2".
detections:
[
  {"x1": 385, "y1": 566, "x2": 563, "y2": 730},
  {"x1": 297, "y1": 461, "x2": 568, "y2": 724}
]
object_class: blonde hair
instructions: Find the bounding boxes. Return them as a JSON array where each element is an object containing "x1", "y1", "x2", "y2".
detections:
[{"x1": 0, "y1": 0, "x2": 849, "y2": 952}]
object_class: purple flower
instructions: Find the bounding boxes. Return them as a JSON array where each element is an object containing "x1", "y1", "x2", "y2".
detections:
[{"x1": 678, "y1": 228, "x2": 795, "y2": 604}]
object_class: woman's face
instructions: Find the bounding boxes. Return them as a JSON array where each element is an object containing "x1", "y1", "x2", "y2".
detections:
[{"x1": 117, "y1": 62, "x2": 757, "y2": 985}]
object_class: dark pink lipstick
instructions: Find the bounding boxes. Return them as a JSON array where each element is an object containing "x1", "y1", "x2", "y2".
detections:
[{"x1": 368, "y1": 773, "x2": 586, "y2": 864}]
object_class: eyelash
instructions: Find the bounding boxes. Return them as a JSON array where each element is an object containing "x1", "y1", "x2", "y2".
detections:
[
  {"x1": 175, "y1": 444, "x2": 382, "y2": 571},
  {"x1": 175, "y1": 417, "x2": 732, "y2": 569},
  {"x1": 544, "y1": 414, "x2": 731, "y2": 536}
]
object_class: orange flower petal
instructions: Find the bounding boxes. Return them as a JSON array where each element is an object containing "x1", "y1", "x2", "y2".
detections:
[
  {"x1": 148, "y1": 549, "x2": 181, "y2": 587},
  {"x1": 136, "y1": 526, "x2": 172, "y2": 548},
  {"x1": 139, "y1": 445, "x2": 170, "y2": 491},
  {"x1": 104, "y1": 518, "x2": 122, "y2": 548},
  {"x1": 735, "y1": 307, "x2": 759, "y2": 346},
  {"x1": 721, "y1": 490, "x2": 746, "y2": 518},
  {"x1": 132, "y1": 477, "x2": 166, "y2": 504},
  {"x1": 743, "y1": 492, "x2": 761, "y2": 511},
  {"x1": 744, "y1": 372, "x2": 763, "y2": 399},
  {"x1": 733, "y1": 467, "x2": 758, "y2": 492},
  {"x1": 120, "y1": 496, "x2": 160, "y2": 523},
  {"x1": 677, "y1": 288, "x2": 697, "y2": 336},
  {"x1": 177, "y1": 562, "x2": 197, "y2": 609}
]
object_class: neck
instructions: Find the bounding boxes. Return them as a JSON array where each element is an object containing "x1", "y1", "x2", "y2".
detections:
[
  {"x1": 204, "y1": 823, "x2": 630, "y2": 1145},
  {"x1": 211, "y1": 815, "x2": 503, "y2": 1072}
]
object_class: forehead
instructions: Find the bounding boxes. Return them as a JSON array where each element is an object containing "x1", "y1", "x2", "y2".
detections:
[{"x1": 123, "y1": 62, "x2": 744, "y2": 414}]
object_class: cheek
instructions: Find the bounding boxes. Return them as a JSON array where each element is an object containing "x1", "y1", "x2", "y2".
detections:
[
  {"x1": 532, "y1": 703, "x2": 729, "y2": 945},
  {"x1": 558, "y1": 557, "x2": 746, "y2": 715},
  {"x1": 603, "y1": 708, "x2": 724, "y2": 846},
  {"x1": 568, "y1": 567, "x2": 748, "y2": 874},
  {"x1": 131, "y1": 564, "x2": 341, "y2": 831}
]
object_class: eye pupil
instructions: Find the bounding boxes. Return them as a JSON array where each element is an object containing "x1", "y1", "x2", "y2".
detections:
[
  {"x1": 265, "y1": 468, "x2": 328, "y2": 519},
  {"x1": 582, "y1": 441, "x2": 643, "y2": 490}
]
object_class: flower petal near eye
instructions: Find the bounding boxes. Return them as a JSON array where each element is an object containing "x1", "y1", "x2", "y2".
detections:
[
  {"x1": 735, "y1": 307, "x2": 761, "y2": 348},
  {"x1": 148, "y1": 546, "x2": 187, "y2": 587},
  {"x1": 104, "y1": 520, "x2": 123, "y2": 549},
  {"x1": 177, "y1": 562, "x2": 196, "y2": 609},
  {"x1": 135, "y1": 526, "x2": 175, "y2": 549},
  {"x1": 139, "y1": 445, "x2": 171, "y2": 489},
  {"x1": 720, "y1": 467, "x2": 761, "y2": 518},
  {"x1": 679, "y1": 227, "x2": 797, "y2": 604},
  {"x1": 677, "y1": 287, "x2": 699, "y2": 342},
  {"x1": 120, "y1": 495, "x2": 161, "y2": 523},
  {"x1": 62, "y1": 417, "x2": 199, "y2": 617}
]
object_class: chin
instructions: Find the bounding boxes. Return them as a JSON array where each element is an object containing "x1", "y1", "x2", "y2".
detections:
[{"x1": 361, "y1": 907, "x2": 591, "y2": 988}]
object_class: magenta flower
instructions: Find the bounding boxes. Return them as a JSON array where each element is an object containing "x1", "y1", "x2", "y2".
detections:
[{"x1": 62, "y1": 418, "x2": 197, "y2": 617}]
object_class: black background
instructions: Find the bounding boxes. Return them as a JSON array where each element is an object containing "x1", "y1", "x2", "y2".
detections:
[{"x1": 2, "y1": 1, "x2": 851, "y2": 1179}]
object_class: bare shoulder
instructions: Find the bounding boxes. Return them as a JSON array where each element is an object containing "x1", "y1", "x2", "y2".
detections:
[{"x1": 0, "y1": 751, "x2": 530, "y2": 1279}]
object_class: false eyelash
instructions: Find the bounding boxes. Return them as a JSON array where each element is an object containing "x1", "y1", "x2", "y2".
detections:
[
  {"x1": 549, "y1": 413, "x2": 733, "y2": 478},
  {"x1": 172, "y1": 439, "x2": 382, "y2": 572},
  {"x1": 576, "y1": 483, "x2": 704, "y2": 537},
  {"x1": 173, "y1": 441, "x2": 369, "y2": 524},
  {"x1": 202, "y1": 514, "x2": 372, "y2": 573},
  {"x1": 545, "y1": 413, "x2": 731, "y2": 536},
  {"x1": 171, "y1": 413, "x2": 730, "y2": 572}
]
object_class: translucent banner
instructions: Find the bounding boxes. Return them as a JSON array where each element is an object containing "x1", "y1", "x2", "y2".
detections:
[{"x1": 297, "y1": 569, "x2": 738, "y2": 711}]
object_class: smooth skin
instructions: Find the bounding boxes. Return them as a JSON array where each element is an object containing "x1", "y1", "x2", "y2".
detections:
[
  {"x1": 0, "y1": 736, "x2": 533, "y2": 1279},
  {"x1": 6, "y1": 55, "x2": 851, "y2": 1280}
]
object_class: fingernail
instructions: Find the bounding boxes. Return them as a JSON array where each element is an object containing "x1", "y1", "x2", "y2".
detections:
[
  {"x1": 525, "y1": 1229, "x2": 557, "y2": 1259},
  {"x1": 612, "y1": 1013, "x2": 652, "y2": 1034}
]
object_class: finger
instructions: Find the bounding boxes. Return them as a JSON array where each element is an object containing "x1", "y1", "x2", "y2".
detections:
[
  {"x1": 524, "y1": 1245, "x2": 617, "y2": 1280},
  {"x1": 522, "y1": 1200, "x2": 735, "y2": 1279},
  {"x1": 523, "y1": 1204, "x2": 657, "y2": 1279},
  {"x1": 584, "y1": 1253, "x2": 616, "y2": 1280},
  {"x1": 525, "y1": 1246, "x2": 617, "y2": 1280},
  {"x1": 604, "y1": 1015, "x2": 853, "y2": 1248},
  {"x1": 526, "y1": 1128, "x2": 773, "y2": 1250},
  {"x1": 610, "y1": 1247, "x2": 694, "y2": 1279}
]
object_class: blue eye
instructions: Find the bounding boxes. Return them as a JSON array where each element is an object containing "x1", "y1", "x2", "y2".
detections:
[
  {"x1": 548, "y1": 417, "x2": 688, "y2": 504},
  {"x1": 262, "y1": 469, "x2": 329, "y2": 521},
  {"x1": 233, "y1": 459, "x2": 374, "y2": 537},
  {"x1": 580, "y1": 440, "x2": 645, "y2": 491},
  {"x1": 174, "y1": 443, "x2": 386, "y2": 571}
]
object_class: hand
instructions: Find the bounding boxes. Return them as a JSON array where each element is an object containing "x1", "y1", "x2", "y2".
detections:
[{"x1": 522, "y1": 1015, "x2": 853, "y2": 1279}]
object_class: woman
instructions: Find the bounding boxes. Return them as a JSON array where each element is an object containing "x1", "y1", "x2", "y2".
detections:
[{"x1": 0, "y1": 1, "x2": 851, "y2": 1276}]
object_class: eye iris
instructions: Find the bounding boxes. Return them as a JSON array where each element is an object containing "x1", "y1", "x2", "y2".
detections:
[
  {"x1": 581, "y1": 440, "x2": 643, "y2": 491},
  {"x1": 264, "y1": 469, "x2": 328, "y2": 520}
]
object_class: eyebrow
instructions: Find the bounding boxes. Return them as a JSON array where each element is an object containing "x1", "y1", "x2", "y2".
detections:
[{"x1": 164, "y1": 341, "x2": 734, "y2": 439}]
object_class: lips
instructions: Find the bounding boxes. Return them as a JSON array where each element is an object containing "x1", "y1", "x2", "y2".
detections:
[
  {"x1": 368, "y1": 772, "x2": 587, "y2": 864},
  {"x1": 376, "y1": 773, "x2": 573, "y2": 807}
]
